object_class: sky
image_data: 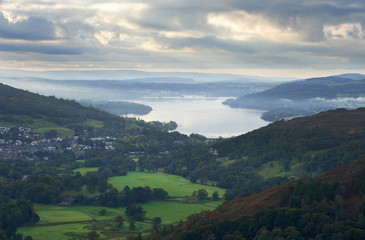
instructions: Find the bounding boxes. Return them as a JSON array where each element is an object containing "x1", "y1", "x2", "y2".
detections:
[{"x1": 0, "y1": 0, "x2": 365, "y2": 78}]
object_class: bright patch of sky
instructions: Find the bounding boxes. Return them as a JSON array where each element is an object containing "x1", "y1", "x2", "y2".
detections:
[{"x1": 0, "y1": 0, "x2": 365, "y2": 78}]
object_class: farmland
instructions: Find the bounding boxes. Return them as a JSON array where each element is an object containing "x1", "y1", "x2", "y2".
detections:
[
  {"x1": 18, "y1": 199, "x2": 223, "y2": 240},
  {"x1": 108, "y1": 171, "x2": 226, "y2": 197},
  {"x1": 17, "y1": 172, "x2": 225, "y2": 240}
]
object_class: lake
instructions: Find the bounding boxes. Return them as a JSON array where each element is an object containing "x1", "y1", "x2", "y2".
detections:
[{"x1": 129, "y1": 96, "x2": 268, "y2": 138}]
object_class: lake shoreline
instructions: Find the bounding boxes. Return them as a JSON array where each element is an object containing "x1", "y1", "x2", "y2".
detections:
[{"x1": 123, "y1": 96, "x2": 268, "y2": 138}]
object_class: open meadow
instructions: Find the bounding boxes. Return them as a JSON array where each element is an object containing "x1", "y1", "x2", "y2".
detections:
[
  {"x1": 108, "y1": 171, "x2": 226, "y2": 197},
  {"x1": 18, "y1": 172, "x2": 225, "y2": 240},
  {"x1": 18, "y1": 199, "x2": 223, "y2": 240}
]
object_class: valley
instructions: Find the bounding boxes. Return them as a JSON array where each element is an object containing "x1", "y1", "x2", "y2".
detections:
[
  {"x1": 2, "y1": 1, "x2": 365, "y2": 239},
  {"x1": 0, "y1": 75, "x2": 365, "y2": 240}
]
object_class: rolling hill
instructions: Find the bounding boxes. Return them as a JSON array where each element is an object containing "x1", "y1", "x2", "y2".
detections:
[
  {"x1": 160, "y1": 158, "x2": 365, "y2": 239},
  {"x1": 213, "y1": 108, "x2": 365, "y2": 177},
  {"x1": 0, "y1": 83, "x2": 174, "y2": 137},
  {"x1": 137, "y1": 107, "x2": 365, "y2": 201},
  {"x1": 224, "y1": 75, "x2": 365, "y2": 121}
]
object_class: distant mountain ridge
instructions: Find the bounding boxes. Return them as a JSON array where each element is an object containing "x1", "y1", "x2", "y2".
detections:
[
  {"x1": 336, "y1": 73, "x2": 365, "y2": 80},
  {"x1": 229, "y1": 76, "x2": 365, "y2": 102},
  {"x1": 224, "y1": 75, "x2": 365, "y2": 121},
  {"x1": 0, "y1": 76, "x2": 275, "y2": 100}
]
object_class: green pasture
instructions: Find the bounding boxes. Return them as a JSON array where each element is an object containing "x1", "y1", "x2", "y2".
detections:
[
  {"x1": 35, "y1": 127, "x2": 75, "y2": 138},
  {"x1": 84, "y1": 119, "x2": 104, "y2": 128},
  {"x1": 34, "y1": 204, "x2": 124, "y2": 223},
  {"x1": 0, "y1": 114, "x2": 58, "y2": 128},
  {"x1": 19, "y1": 223, "x2": 93, "y2": 240},
  {"x1": 257, "y1": 161, "x2": 294, "y2": 179},
  {"x1": 108, "y1": 171, "x2": 226, "y2": 197},
  {"x1": 73, "y1": 167, "x2": 99, "y2": 175},
  {"x1": 143, "y1": 200, "x2": 223, "y2": 223},
  {"x1": 19, "y1": 199, "x2": 223, "y2": 240}
]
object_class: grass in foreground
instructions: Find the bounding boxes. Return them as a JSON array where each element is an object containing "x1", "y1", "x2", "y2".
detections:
[{"x1": 19, "y1": 200, "x2": 223, "y2": 240}]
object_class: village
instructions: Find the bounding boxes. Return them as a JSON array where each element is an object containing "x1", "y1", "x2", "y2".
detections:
[{"x1": 0, "y1": 126, "x2": 114, "y2": 160}]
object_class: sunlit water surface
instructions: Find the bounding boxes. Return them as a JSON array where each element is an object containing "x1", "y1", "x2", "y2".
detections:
[{"x1": 127, "y1": 96, "x2": 268, "y2": 138}]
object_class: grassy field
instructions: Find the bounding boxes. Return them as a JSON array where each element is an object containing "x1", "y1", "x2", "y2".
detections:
[
  {"x1": 34, "y1": 204, "x2": 124, "y2": 223},
  {"x1": 18, "y1": 172, "x2": 226, "y2": 239},
  {"x1": 18, "y1": 200, "x2": 223, "y2": 240},
  {"x1": 84, "y1": 119, "x2": 104, "y2": 128},
  {"x1": 108, "y1": 171, "x2": 226, "y2": 197},
  {"x1": 0, "y1": 114, "x2": 58, "y2": 128},
  {"x1": 19, "y1": 223, "x2": 92, "y2": 240},
  {"x1": 35, "y1": 127, "x2": 75, "y2": 138},
  {"x1": 257, "y1": 161, "x2": 294, "y2": 179},
  {"x1": 143, "y1": 200, "x2": 223, "y2": 223},
  {"x1": 0, "y1": 114, "x2": 76, "y2": 138},
  {"x1": 73, "y1": 167, "x2": 99, "y2": 175}
]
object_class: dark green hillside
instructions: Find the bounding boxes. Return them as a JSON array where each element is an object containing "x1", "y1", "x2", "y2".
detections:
[
  {"x1": 158, "y1": 159, "x2": 365, "y2": 240},
  {"x1": 206, "y1": 108, "x2": 365, "y2": 198},
  {"x1": 78, "y1": 100, "x2": 153, "y2": 116},
  {"x1": 214, "y1": 108, "x2": 365, "y2": 171},
  {"x1": 136, "y1": 108, "x2": 365, "y2": 200},
  {"x1": 0, "y1": 83, "x2": 173, "y2": 137},
  {"x1": 0, "y1": 83, "x2": 107, "y2": 122}
]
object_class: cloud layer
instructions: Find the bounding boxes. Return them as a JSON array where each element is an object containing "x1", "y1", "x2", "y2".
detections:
[{"x1": 0, "y1": 0, "x2": 364, "y2": 75}]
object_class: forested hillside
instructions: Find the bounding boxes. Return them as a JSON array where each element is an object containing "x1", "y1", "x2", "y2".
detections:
[
  {"x1": 214, "y1": 108, "x2": 365, "y2": 171},
  {"x1": 224, "y1": 76, "x2": 365, "y2": 121},
  {"x1": 136, "y1": 108, "x2": 365, "y2": 200},
  {"x1": 158, "y1": 159, "x2": 365, "y2": 240},
  {"x1": 0, "y1": 83, "x2": 176, "y2": 136}
]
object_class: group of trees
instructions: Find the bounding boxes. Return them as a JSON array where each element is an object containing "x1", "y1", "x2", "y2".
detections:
[
  {"x1": 0, "y1": 199, "x2": 38, "y2": 240},
  {"x1": 76, "y1": 186, "x2": 168, "y2": 208}
]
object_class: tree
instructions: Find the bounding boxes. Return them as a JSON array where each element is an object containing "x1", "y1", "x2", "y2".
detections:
[
  {"x1": 87, "y1": 230, "x2": 100, "y2": 240},
  {"x1": 197, "y1": 189, "x2": 208, "y2": 201},
  {"x1": 129, "y1": 220, "x2": 136, "y2": 230},
  {"x1": 212, "y1": 191, "x2": 219, "y2": 201},
  {"x1": 114, "y1": 215, "x2": 125, "y2": 227},
  {"x1": 99, "y1": 209, "x2": 106, "y2": 216},
  {"x1": 125, "y1": 204, "x2": 146, "y2": 221},
  {"x1": 152, "y1": 217, "x2": 162, "y2": 230},
  {"x1": 152, "y1": 188, "x2": 168, "y2": 200},
  {"x1": 97, "y1": 179, "x2": 108, "y2": 193}
]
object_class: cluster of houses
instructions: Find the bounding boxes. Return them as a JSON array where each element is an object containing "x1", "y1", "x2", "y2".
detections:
[{"x1": 0, "y1": 126, "x2": 114, "y2": 160}]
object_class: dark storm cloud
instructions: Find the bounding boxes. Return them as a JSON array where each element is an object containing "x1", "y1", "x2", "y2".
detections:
[{"x1": 0, "y1": 13, "x2": 55, "y2": 40}]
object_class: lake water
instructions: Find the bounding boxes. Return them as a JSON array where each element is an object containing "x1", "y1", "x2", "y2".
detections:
[{"x1": 129, "y1": 96, "x2": 268, "y2": 138}]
